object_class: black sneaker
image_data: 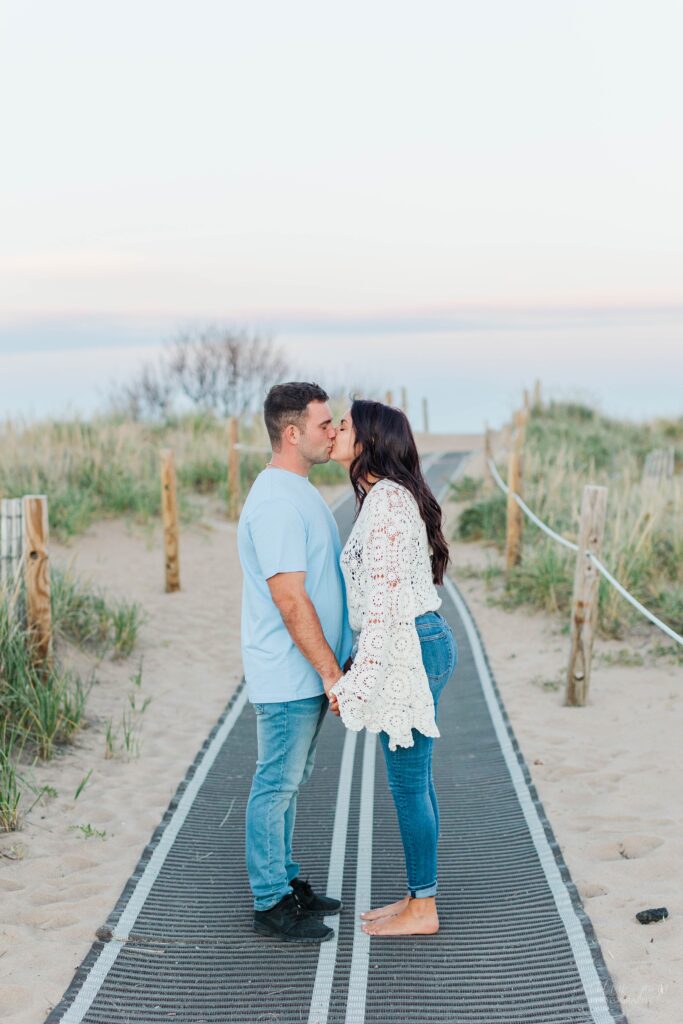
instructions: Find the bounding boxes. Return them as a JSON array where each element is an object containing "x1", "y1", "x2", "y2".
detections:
[
  {"x1": 291, "y1": 877, "x2": 342, "y2": 916},
  {"x1": 253, "y1": 893, "x2": 334, "y2": 942}
]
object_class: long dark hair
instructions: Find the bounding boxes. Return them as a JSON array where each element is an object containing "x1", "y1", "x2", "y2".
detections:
[{"x1": 349, "y1": 399, "x2": 450, "y2": 585}]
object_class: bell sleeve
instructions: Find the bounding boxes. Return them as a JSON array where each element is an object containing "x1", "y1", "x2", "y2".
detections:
[{"x1": 331, "y1": 486, "x2": 439, "y2": 751}]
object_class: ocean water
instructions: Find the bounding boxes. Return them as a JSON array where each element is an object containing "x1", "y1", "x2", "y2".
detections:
[{"x1": 0, "y1": 309, "x2": 681, "y2": 433}]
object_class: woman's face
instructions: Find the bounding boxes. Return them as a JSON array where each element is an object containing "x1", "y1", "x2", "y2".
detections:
[{"x1": 330, "y1": 408, "x2": 358, "y2": 466}]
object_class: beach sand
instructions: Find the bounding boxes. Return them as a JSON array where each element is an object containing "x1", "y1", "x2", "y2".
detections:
[{"x1": 0, "y1": 433, "x2": 679, "y2": 1023}]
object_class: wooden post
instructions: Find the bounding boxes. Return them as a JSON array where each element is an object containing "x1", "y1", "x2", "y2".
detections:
[
  {"x1": 422, "y1": 397, "x2": 429, "y2": 434},
  {"x1": 160, "y1": 450, "x2": 180, "y2": 593},
  {"x1": 400, "y1": 386, "x2": 408, "y2": 415},
  {"x1": 523, "y1": 388, "x2": 530, "y2": 415},
  {"x1": 228, "y1": 416, "x2": 241, "y2": 521},
  {"x1": 532, "y1": 379, "x2": 542, "y2": 411},
  {"x1": 566, "y1": 486, "x2": 608, "y2": 707},
  {"x1": 483, "y1": 424, "x2": 494, "y2": 492},
  {"x1": 1, "y1": 498, "x2": 23, "y2": 594},
  {"x1": 505, "y1": 411, "x2": 526, "y2": 571},
  {"x1": 385, "y1": 390, "x2": 393, "y2": 407},
  {"x1": 22, "y1": 495, "x2": 52, "y2": 666}
]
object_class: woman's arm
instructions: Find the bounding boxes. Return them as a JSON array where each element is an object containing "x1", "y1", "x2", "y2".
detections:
[{"x1": 331, "y1": 486, "x2": 438, "y2": 749}]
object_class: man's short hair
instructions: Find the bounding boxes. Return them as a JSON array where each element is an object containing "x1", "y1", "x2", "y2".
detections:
[{"x1": 264, "y1": 382, "x2": 329, "y2": 450}]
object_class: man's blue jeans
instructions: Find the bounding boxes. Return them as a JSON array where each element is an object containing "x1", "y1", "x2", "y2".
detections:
[
  {"x1": 245, "y1": 694, "x2": 328, "y2": 911},
  {"x1": 378, "y1": 611, "x2": 458, "y2": 899}
]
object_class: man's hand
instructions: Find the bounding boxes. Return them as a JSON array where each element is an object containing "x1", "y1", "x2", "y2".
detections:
[{"x1": 322, "y1": 671, "x2": 342, "y2": 716}]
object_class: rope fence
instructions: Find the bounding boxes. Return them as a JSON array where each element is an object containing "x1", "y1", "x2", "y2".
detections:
[{"x1": 486, "y1": 455, "x2": 683, "y2": 649}]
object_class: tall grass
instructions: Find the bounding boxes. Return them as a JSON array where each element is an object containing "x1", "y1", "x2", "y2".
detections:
[
  {"x1": 51, "y1": 569, "x2": 144, "y2": 659},
  {"x1": 455, "y1": 402, "x2": 683, "y2": 641},
  {"x1": 0, "y1": 412, "x2": 348, "y2": 540},
  {"x1": 0, "y1": 573, "x2": 142, "y2": 831}
]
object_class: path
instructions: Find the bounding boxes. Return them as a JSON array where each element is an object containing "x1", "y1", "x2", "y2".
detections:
[{"x1": 46, "y1": 452, "x2": 626, "y2": 1024}]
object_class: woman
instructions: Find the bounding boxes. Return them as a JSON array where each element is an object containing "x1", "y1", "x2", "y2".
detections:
[{"x1": 329, "y1": 399, "x2": 458, "y2": 937}]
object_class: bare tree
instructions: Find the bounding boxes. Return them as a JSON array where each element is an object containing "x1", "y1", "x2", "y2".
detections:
[
  {"x1": 106, "y1": 358, "x2": 175, "y2": 421},
  {"x1": 168, "y1": 327, "x2": 288, "y2": 417},
  {"x1": 106, "y1": 326, "x2": 289, "y2": 420}
]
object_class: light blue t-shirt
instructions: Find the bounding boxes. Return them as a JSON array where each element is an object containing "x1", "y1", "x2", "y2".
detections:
[{"x1": 237, "y1": 467, "x2": 353, "y2": 703}]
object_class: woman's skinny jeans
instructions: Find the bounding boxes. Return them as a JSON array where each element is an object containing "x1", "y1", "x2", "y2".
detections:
[{"x1": 378, "y1": 611, "x2": 458, "y2": 899}]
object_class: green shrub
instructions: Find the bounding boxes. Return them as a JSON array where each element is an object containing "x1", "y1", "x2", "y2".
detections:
[
  {"x1": 450, "y1": 476, "x2": 482, "y2": 502},
  {"x1": 457, "y1": 494, "x2": 507, "y2": 545}
]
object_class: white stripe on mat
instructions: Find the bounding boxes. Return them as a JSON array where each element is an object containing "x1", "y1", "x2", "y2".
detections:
[
  {"x1": 308, "y1": 451, "x2": 469, "y2": 1024},
  {"x1": 59, "y1": 686, "x2": 249, "y2": 1024},
  {"x1": 442, "y1": 574, "x2": 618, "y2": 1024},
  {"x1": 307, "y1": 729, "x2": 358, "y2": 1024},
  {"x1": 344, "y1": 730, "x2": 377, "y2": 1024}
]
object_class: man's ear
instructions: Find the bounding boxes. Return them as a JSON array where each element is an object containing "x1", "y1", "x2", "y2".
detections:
[{"x1": 282, "y1": 423, "x2": 300, "y2": 447}]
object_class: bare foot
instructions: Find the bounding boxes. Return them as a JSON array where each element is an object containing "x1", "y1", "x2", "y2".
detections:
[
  {"x1": 361, "y1": 898, "x2": 439, "y2": 936},
  {"x1": 360, "y1": 896, "x2": 410, "y2": 921}
]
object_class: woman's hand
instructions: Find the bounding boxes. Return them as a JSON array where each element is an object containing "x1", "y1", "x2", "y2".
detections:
[{"x1": 322, "y1": 670, "x2": 343, "y2": 716}]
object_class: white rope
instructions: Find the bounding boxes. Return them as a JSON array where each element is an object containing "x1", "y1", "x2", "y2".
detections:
[
  {"x1": 487, "y1": 458, "x2": 578, "y2": 552},
  {"x1": 587, "y1": 553, "x2": 683, "y2": 647},
  {"x1": 486, "y1": 457, "x2": 683, "y2": 648}
]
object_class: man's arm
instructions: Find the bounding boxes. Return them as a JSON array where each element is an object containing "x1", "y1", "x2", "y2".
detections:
[{"x1": 267, "y1": 571, "x2": 342, "y2": 705}]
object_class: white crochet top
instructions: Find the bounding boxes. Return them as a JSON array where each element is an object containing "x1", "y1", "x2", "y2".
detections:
[{"x1": 331, "y1": 478, "x2": 442, "y2": 751}]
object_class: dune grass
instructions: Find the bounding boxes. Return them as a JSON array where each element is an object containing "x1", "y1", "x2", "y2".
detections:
[
  {"x1": 453, "y1": 402, "x2": 683, "y2": 643},
  {"x1": 0, "y1": 573, "x2": 142, "y2": 831},
  {"x1": 0, "y1": 411, "x2": 348, "y2": 541}
]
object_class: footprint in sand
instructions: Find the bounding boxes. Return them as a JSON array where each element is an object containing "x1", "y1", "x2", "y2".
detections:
[
  {"x1": 577, "y1": 882, "x2": 609, "y2": 899},
  {"x1": 0, "y1": 986, "x2": 35, "y2": 1014},
  {"x1": 591, "y1": 836, "x2": 664, "y2": 861},
  {"x1": 60, "y1": 854, "x2": 99, "y2": 872},
  {"x1": 0, "y1": 878, "x2": 24, "y2": 893}
]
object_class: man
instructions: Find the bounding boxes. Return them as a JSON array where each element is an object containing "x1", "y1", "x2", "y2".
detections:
[{"x1": 237, "y1": 381, "x2": 352, "y2": 942}]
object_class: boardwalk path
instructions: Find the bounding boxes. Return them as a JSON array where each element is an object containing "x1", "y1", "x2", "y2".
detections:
[{"x1": 47, "y1": 452, "x2": 626, "y2": 1024}]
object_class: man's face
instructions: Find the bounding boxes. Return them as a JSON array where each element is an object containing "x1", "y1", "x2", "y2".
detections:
[{"x1": 297, "y1": 401, "x2": 337, "y2": 464}]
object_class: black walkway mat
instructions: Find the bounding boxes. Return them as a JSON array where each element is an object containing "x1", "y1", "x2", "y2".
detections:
[{"x1": 47, "y1": 453, "x2": 627, "y2": 1024}]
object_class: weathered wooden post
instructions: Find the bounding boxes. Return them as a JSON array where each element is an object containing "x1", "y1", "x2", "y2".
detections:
[
  {"x1": 523, "y1": 388, "x2": 531, "y2": 415},
  {"x1": 385, "y1": 390, "x2": 393, "y2": 407},
  {"x1": 532, "y1": 378, "x2": 542, "y2": 412},
  {"x1": 1, "y1": 498, "x2": 23, "y2": 593},
  {"x1": 566, "y1": 486, "x2": 608, "y2": 706},
  {"x1": 400, "y1": 386, "x2": 408, "y2": 415},
  {"x1": 22, "y1": 495, "x2": 52, "y2": 666},
  {"x1": 483, "y1": 423, "x2": 494, "y2": 492},
  {"x1": 422, "y1": 397, "x2": 430, "y2": 434},
  {"x1": 228, "y1": 416, "x2": 241, "y2": 521},
  {"x1": 160, "y1": 450, "x2": 180, "y2": 593},
  {"x1": 505, "y1": 411, "x2": 526, "y2": 572}
]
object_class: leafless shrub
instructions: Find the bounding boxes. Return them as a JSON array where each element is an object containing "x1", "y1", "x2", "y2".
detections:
[{"x1": 107, "y1": 327, "x2": 288, "y2": 420}]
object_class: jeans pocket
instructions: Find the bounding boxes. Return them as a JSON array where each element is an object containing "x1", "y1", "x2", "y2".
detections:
[{"x1": 420, "y1": 628, "x2": 455, "y2": 683}]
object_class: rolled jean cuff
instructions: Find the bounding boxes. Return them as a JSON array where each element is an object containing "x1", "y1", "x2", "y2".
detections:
[
  {"x1": 254, "y1": 884, "x2": 292, "y2": 912},
  {"x1": 409, "y1": 880, "x2": 438, "y2": 898}
]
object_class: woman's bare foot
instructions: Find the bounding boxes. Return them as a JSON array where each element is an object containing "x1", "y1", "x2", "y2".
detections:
[
  {"x1": 361, "y1": 897, "x2": 439, "y2": 936},
  {"x1": 360, "y1": 895, "x2": 410, "y2": 921}
]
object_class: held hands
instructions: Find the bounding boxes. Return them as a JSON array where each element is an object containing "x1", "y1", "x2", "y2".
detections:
[
  {"x1": 323, "y1": 658, "x2": 353, "y2": 717},
  {"x1": 322, "y1": 669, "x2": 342, "y2": 716}
]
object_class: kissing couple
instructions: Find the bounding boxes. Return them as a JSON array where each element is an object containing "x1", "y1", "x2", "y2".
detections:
[{"x1": 237, "y1": 381, "x2": 458, "y2": 942}]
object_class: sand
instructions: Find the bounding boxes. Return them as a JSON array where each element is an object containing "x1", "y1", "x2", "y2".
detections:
[{"x1": 0, "y1": 434, "x2": 680, "y2": 1023}]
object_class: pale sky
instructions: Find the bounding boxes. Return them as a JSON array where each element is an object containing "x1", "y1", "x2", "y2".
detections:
[{"x1": 2, "y1": 0, "x2": 683, "y2": 319}]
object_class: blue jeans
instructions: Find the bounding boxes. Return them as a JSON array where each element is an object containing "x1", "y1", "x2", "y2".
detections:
[
  {"x1": 245, "y1": 694, "x2": 328, "y2": 911},
  {"x1": 379, "y1": 611, "x2": 458, "y2": 899}
]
